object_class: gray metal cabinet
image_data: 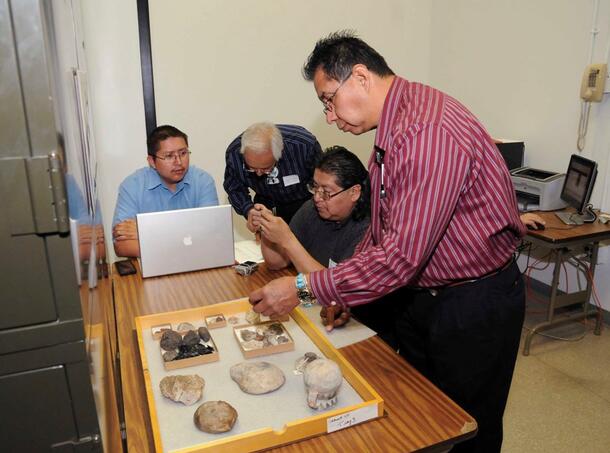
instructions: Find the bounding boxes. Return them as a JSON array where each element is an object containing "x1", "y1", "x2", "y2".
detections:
[{"x1": 0, "y1": 1, "x2": 103, "y2": 451}]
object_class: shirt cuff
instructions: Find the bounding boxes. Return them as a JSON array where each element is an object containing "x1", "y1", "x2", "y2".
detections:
[
  {"x1": 308, "y1": 268, "x2": 343, "y2": 307},
  {"x1": 243, "y1": 202, "x2": 255, "y2": 219}
]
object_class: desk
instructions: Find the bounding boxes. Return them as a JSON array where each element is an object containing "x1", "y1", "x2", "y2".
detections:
[
  {"x1": 522, "y1": 210, "x2": 610, "y2": 355},
  {"x1": 113, "y1": 262, "x2": 476, "y2": 452}
]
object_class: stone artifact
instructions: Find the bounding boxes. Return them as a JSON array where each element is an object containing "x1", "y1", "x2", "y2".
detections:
[
  {"x1": 303, "y1": 359, "x2": 342, "y2": 410},
  {"x1": 198, "y1": 326, "x2": 211, "y2": 342},
  {"x1": 162, "y1": 350, "x2": 179, "y2": 362},
  {"x1": 230, "y1": 361, "x2": 285, "y2": 394},
  {"x1": 294, "y1": 352, "x2": 320, "y2": 374},
  {"x1": 175, "y1": 343, "x2": 214, "y2": 360},
  {"x1": 239, "y1": 329, "x2": 257, "y2": 342},
  {"x1": 160, "y1": 330, "x2": 182, "y2": 351},
  {"x1": 193, "y1": 401, "x2": 238, "y2": 433},
  {"x1": 182, "y1": 330, "x2": 200, "y2": 346},
  {"x1": 159, "y1": 374, "x2": 205, "y2": 406},
  {"x1": 177, "y1": 322, "x2": 195, "y2": 331},
  {"x1": 266, "y1": 323, "x2": 284, "y2": 336},
  {"x1": 245, "y1": 309, "x2": 260, "y2": 325}
]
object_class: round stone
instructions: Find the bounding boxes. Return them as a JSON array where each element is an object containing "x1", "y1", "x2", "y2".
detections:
[
  {"x1": 198, "y1": 326, "x2": 211, "y2": 342},
  {"x1": 177, "y1": 322, "x2": 195, "y2": 331},
  {"x1": 193, "y1": 401, "x2": 238, "y2": 433},
  {"x1": 230, "y1": 362, "x2": 285, "y2": 394},
  {"x1": 160, "y1": 330, "x2": 182, "y2": 351},
  {"x1": 182, "y1": 330, "x2": 200, "y2": 346},
  {"x1": 162, "y1": 350, "x2": 179, "y2": 362}
]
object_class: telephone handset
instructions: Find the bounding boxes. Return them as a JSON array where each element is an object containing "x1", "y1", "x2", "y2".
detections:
[{"x1": 580, "y1": 63, "x2": 607, "y2": 102}]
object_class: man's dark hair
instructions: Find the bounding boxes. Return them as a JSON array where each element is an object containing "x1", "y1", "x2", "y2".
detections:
[
  {"x1": 316, "y1": 146, "x2": 370, "y2": 221},
  {"x1": 303, "y1": 30, "x2": 394, "y2": 82},
  {"x1": 147, "y1": 125, "x2": 188, "y2": 156}
]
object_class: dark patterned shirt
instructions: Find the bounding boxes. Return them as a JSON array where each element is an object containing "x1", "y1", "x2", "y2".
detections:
[{"x1": 223, "y1": 124, "x2": 322, "y2": 218}]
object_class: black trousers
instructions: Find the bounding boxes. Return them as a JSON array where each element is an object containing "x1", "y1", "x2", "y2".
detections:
[{"x1": 392, "y1": 262, "x2": 525, "y2": 453}]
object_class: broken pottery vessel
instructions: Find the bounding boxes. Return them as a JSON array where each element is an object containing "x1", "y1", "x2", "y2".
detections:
[{"x1": 303, "y1": 358, "x2": 342, "y2": 410}]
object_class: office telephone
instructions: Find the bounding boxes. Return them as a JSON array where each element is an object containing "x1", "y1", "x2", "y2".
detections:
[{"x1": 580, "y1": 63, "x2": 607, "y2": 102}]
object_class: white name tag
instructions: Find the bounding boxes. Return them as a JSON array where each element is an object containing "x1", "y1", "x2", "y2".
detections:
[
  {"x1": 327, "y1": 405, "x2": 379, "y2": 433},
  {"x1": 282, "y1": 174, "x2": 300, "y2": 186}
]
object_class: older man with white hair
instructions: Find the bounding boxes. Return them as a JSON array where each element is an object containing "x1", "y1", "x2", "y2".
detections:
[{"x1": 223, "y1": 122, "x2": 322, "y2": 232}]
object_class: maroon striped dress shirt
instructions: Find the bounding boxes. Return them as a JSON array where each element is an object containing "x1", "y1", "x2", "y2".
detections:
[{"x1": 309, "y1": 77, "x2": 525, "y2": 307}]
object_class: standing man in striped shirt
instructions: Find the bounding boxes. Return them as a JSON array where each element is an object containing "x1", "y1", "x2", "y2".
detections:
[
  {"x1": 249, "y1": 31, "x2": 526, "y2": 453},
  {"x1": 224, "y1": 122, "x2": 322, "y2": 231}
]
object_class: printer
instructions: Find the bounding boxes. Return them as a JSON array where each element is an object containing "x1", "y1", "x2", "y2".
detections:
[{"x1": 510, "y1": 167, "x2": 567, "y2": 211}]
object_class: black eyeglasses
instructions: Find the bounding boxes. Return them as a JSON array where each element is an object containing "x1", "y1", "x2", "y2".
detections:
[
  {"x1": 321, "y1": 74, "x2": 352, "y2": 115},
  {"x1": 307, "y1": 183, "x2": 351, "y2": 201},
  {"x1": 154, "y1": 149, "x2": 191, "y2": 161},
  {"x1": 242, "y1": 162, "x2": 277, "y2": 175},
  {"x1": 375, "y1": 147, "x2": 386, "y2": 199}
]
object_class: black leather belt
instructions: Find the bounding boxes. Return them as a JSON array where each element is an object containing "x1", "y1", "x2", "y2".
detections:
[{"x1": 411, "y1": 256, "x2": 515, "y2": 296}]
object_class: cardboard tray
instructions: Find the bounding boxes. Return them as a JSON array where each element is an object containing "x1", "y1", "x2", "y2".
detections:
[
  {"x1": 233, "y1": 321, "x2": 295, "y2": 359},
  {"x1": 135, "y1": 298, "x2": 384, "y2": 452}
]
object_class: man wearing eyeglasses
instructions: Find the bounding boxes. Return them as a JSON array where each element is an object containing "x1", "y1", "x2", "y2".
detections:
[
  {"x1": 112, "y1": 125, "x2": 218, "y2": 257},
  {"x1": 223, "y1": 122, "x2": 322, "y2": 232},
  {"x1": 250, "y1": 32, "x2": 526, "y2": 453}
]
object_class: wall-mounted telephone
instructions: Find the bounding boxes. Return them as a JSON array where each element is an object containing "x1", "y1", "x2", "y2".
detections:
[{"x1": 580, "y1": 63, "x2": 607, "y2": 102}]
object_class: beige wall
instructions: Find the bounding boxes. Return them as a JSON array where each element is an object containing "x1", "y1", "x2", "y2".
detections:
[{"x1": 148, "y1": 0, "x2": 431, "y2": 240}]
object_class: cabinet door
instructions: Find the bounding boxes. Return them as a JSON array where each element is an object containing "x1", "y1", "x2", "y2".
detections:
[{"x1": 0, "y1": 0, "x2": 77, "y2": 332}]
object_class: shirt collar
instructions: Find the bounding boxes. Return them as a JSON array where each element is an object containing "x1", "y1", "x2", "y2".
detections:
[
  {"x1": 374, "y1": 76, "x2": 410, "y2": 152},
  {"x1": 145, "y1": 166, "x2": 192, "y2": 191}
]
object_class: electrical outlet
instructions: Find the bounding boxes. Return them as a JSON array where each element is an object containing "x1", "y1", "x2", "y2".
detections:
[{"x1": 604, "y1": 72, "x2": 610, "y2": 94}]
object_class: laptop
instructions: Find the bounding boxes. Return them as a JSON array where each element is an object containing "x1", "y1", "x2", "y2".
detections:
[{"x1": 137, "y1": 205, "x2": 235, "y2": 278}]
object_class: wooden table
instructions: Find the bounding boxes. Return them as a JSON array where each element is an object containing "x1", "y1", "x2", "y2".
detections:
[
  {"x1": 113, "y1": 262, "x2": 476, "y2": 452},
  {"x1": 522, "y1": 210, "x2": 610, "y2": 355}
]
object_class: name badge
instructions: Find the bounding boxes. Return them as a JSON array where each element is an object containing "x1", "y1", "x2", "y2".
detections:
[{"x1": 283, "y1": 174, "x2": 300, "y2": 186}]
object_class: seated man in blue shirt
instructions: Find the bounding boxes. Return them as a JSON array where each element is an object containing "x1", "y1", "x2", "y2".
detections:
[{"x1": 112, "y1": 125, "x2": 218, "y2": 257}]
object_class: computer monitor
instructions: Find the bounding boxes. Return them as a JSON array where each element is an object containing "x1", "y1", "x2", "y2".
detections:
[
  {"x1": 555, "y1": 154, "x2": 597, "y2": 224},
  {"x1": 495, "y1": 141, "x2": 525, "y2": 171}
]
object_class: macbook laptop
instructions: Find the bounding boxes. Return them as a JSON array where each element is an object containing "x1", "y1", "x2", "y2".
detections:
[{"x1": 137, "y1": 205, "x2": 235, "y2": 278}]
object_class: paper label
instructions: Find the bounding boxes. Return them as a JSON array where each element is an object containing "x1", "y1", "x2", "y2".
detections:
[
  {"x1": 326, "y1": 404, "x2": 378, "y2": 433},
  {"x1": 282, "y1": 174, "x2": 300, "y2": 186}
]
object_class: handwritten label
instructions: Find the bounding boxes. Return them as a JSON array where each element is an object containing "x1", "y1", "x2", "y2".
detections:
[{"x1": 327, "y1": 404, "x2": 378, "y2": 433}]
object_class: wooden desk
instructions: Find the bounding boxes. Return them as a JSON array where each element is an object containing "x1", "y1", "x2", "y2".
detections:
[
  {"x1": 522, "y1": 210, "x2": 610, "y2": 355},
  {"x1": 113, "y1": 262, "x2": 476, "y2": 452}
]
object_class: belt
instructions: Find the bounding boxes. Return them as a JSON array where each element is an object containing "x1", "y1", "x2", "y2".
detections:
[{"x1": 412, "y1": 256, "x2": 515, "y2": 296}]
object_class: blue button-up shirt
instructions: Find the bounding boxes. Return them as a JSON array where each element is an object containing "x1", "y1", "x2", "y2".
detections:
[{"x1": 112, "y1": 166, "x2": 218, "y2": 226}]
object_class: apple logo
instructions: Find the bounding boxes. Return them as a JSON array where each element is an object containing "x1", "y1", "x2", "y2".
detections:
[{"x1": 183, "y1": 235, "x2": 193, "y2": 246}]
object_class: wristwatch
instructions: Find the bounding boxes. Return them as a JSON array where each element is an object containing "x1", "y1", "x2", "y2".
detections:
[{"x1": 295, "y1": 273, "x2": 315, "y2": 308}]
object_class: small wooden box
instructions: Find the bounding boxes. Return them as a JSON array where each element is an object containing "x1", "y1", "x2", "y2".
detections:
[
  {"x1": 205, "y1": 313, "x2": 227, "y2": 329},
  {"x1": 160, "y1": 336, "x2": 219, "y2": 371},
  {"x1": 151, "y1": 323, "x2": 172, "y2": 340},
  {"x1": 233, "y1": 321, "x2": 295, "y2": 359}
]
